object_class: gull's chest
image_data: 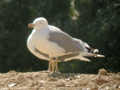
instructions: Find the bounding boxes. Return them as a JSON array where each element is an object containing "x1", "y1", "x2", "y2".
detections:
[
  {"x1": 27, "y1": 30, "x2": 49, "y2": 48},
  {"x1": 33, "y1": 30, "x2": 50, "y2": 46}
]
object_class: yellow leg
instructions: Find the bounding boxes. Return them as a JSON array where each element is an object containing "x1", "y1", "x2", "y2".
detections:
[
  {"x1": 54, "y1": 61, "x2": 59, "y2": 72},
  {"x1": 48, "y1": 60, "x2": 55, "y2": 72},
  {"x1": 51, "y1": 60, "x2": 58, "y2": 72},
  {"x1": 51, "y1": 60, "x2": 54, "y2": 72},
  {"x1": 48, "y1": 58, "x2": 59, "y2": 72},
  {"x1": 48, "y1": 61, "x2": 52, "y2": 72}
]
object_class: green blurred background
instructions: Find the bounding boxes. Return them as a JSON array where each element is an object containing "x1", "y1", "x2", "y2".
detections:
[{"x1": 0, "y1": 0, "x2": 120, "y2": 73}]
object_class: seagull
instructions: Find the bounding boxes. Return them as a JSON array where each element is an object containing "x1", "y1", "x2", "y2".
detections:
[{"x1": 27, "y1": 17, "x2": 104, "y2": 72}]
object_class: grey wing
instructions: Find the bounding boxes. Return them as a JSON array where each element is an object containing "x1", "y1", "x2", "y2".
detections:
[
  {"x1": 73, "y1": 38, "x2": 100, "y2": 54},
  {"x1": 48, "y1": 26, "x2": 82, "y2": 53},
  {"x1": 72, "y1": 38, "x2": 89, "y2": 52}
]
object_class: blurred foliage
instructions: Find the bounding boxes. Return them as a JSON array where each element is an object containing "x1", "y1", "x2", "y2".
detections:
[{"x1": 0, "y1": 0, "x2": 120, "y2": 73}]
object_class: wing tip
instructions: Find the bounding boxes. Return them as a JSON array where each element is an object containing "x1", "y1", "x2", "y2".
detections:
[{"x1": 85, "y1": 53, "x2": 105, "y2": 58}]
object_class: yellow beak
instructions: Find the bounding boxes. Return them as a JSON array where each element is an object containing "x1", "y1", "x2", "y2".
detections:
[{"x1": 28, "y1": 23, "x2": 35, "y2": 28}]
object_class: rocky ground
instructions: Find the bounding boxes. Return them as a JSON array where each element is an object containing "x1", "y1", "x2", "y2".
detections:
[{"x1": 0, "y1": 69, "x2": 120, "y2": 90}]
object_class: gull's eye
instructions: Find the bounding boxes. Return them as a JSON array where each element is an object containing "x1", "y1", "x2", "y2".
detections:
[{"x1": 39, "y1": 21, "x2": 41, "y2": 24}]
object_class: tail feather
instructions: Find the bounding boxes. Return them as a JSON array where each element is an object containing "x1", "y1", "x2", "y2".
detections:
[{"x1": 85, "y1": 53, "x2": 105, "y2": 58}]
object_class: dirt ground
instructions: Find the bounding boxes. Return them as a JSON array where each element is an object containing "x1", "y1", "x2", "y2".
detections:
[{"x1": 0, "y1": 69, "x2": 120, "y2": 90}]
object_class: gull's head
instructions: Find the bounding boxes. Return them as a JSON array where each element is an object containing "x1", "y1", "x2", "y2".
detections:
[{"x1": 28, "y1": 17, "x2": 48, "y2": 30}]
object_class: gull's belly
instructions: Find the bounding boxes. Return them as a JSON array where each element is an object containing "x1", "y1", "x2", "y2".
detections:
[{"x1": 35, "y1": 39, "x2": 66, "y2": 57}]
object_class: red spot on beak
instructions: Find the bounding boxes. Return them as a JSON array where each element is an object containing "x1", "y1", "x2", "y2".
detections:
[{"x1": 28, "y1": 23, "x2": 35, "y2": 28}]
